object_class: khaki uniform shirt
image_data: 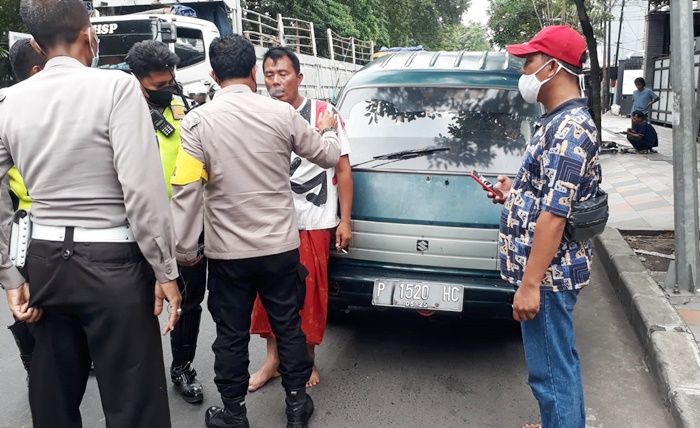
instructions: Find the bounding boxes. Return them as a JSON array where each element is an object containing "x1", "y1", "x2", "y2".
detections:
[
  {"x1": 171, "y1": 84, "x2": 341, "y2": 262},
  {"x1": 0, "y1": 56, "x2": 178, "y2": 288}
]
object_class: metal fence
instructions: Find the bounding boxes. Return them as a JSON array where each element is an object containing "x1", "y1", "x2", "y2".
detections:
[
  {"x1": 241, "y1": 9, "x2": 281, "y2": 47},
  {"x1": 281, "y1": 16, "x2": 317, "y2": 57},
  {"x1": 325, "y1": 29, "x2": 374, "y2": 65},
  {"x1": 241, "y1": 9, "x2": 372, "y2": 64}
]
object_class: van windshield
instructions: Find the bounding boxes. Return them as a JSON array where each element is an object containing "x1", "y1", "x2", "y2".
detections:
[{"x1": 337, "y1": 86, "x2": 542, "y2": 174}]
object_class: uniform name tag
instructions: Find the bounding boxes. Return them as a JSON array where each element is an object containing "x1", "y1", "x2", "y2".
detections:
[{"x1": 171, "y1": 104, "x2": 186, "y2": 120}]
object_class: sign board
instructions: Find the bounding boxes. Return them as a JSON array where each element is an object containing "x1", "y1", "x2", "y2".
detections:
[
  {"x1": 622, "y1": 69, "x2": 644, "y2": 95},
  {"x1": 8, "y1": 31, "x2": 31, "y2": 48}
]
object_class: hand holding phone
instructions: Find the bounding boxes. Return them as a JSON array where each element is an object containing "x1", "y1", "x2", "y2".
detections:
[{"x1": 471, "y1": 171, "x2": 511, "y2": 204}]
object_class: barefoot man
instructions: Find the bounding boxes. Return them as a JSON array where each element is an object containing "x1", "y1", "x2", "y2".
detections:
[{"x1": 249, "y1": 46, "x2": 353, "y2": 391}]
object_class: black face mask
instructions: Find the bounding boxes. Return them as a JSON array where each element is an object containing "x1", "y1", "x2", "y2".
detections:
[{"x1": 146, "y1": 86, "x2": 176, "y2": 108}]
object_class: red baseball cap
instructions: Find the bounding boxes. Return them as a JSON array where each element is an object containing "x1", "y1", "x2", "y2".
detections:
[{"x1": 506, "y1": 25, "x2": 587, "y2": 69}]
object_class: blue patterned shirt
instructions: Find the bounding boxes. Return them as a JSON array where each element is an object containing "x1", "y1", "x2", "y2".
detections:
[{"x1": 499, "y1": 98, "x2": 600, "y2": 292}]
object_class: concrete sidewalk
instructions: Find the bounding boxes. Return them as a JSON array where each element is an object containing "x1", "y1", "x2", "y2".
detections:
[
  {"x1": 599, "y1": 114, "x2": 700, "y2": 340},
  {"x1": 599, "y1": 113, "x2": 682, "y2": 230},
  {"x1": 597, "y1": 114, "x2": 700, "y2": 426}
]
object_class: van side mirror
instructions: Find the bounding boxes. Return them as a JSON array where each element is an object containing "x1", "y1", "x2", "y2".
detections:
[{"x1": 160, "y1": 22, "x2": 177, "y2": 44}]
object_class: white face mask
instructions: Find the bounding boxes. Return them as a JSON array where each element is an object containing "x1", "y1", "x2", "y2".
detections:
[
  {"x1": 518, "y1": 59, "x2": 585, "y2": 104},
  {"x1": 518, "y1": 59, "x2": 560, "y2": 104},
  {"x1": 89, "y1": 28, "x2": 100, "y2": 68}
]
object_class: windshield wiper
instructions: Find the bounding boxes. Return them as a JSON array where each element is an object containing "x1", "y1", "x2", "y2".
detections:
[{"x1": 352, "y1": 147, "x2": 450, "y2": 168}]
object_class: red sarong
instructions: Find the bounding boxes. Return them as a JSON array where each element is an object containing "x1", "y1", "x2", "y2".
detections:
[{"x1": 250, "y1": 229, "x2": 331, "y2": 346}]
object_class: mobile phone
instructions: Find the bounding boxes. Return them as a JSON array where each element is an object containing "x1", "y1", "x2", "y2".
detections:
[{"x1": 470, "y1": 170, "x2": 504, "y2": 198}]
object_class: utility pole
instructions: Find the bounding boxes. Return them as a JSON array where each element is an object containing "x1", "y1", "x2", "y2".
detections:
[
  {"x1": 606, "y1": 6, "x2": 612, "y2": 85},
  {"x1": 668, "y1": 0, "x2": 700, "y2": 294},
  {"x1": 614, "y1": 0, "x2": 625, "y2": 68},
  {"x1": 602, "y1": 1, "x2": 610, "y2": 112}
]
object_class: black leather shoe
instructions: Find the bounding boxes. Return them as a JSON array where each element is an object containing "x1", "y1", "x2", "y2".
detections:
[
  {"x1": 286, "y1": 389, "x2": 314, "y2": 428},
  {"x1": 205, "y1": 397, "x2": 249, "y2": 428},
  {"x1": 171, "y1": 362, "x2": 204, "y2": 404}
]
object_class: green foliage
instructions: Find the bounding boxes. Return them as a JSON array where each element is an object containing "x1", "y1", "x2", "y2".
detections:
[
  {"x1": 488, "y1": 0, "x2": 611, "y2": 47},
  {"x1": 0, "y1": 0, "x2": 25, "y2": 33},
  {"x1": 345, "y1": 0, "x2": 389, "y2": 46},
  {"x1": 436, "y1": 23, "x2": 491, "y2": 51},
  {"x1": 381, "y1": 0, "x2": 472, "y2": 48},
  {"x1": 243, "y1": 0, "x2": 472, "y2": 50},
  {"x1": 488, "y1": 0, "x2": 542, "y2": 48}
]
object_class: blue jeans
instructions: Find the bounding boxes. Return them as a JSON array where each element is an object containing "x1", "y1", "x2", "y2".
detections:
[{"x1": 521, "y1": 290, "x2": 585, "y2": 428}]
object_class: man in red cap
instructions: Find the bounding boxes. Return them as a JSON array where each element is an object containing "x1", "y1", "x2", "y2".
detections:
[{"x1": 487, "y1": 26, "x2": 601, "y2": 428}]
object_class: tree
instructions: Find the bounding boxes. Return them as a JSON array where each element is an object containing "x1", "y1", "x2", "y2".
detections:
[
  {"x1": 488, "y1": 0, "x2": 546, "y2": 48},
  {"x1": 380, "y1": 0, "x2": 472, "y2": 48},
  {"x1": 436, "y1": 23, "x2": 491, "y2": 51},
  {"x1": 572, "y1": 0, "x2": 602, "y2": 138},
  {"x1": 345, "y1": 0, "x2": 389, "y2": 47},
  {"x1": 244, "y1": 0, "x2": 472, "y2": 50},
  {"x1": 0, "y1": 0, "x2": 25, "y2": 33},
  {"x1": 488, "y1": 0, "x2": 610, "y2": 48}
]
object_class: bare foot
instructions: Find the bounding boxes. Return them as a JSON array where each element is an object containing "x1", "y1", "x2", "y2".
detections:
[
  {"x1": 248, "y1": 362, "x2": 280, "y2": 392},
  {"x1": 306, "y1": 365, "x2": 320, "y2": 388},
  {"x1": 522, "y1": 424, "x2": 541, "y2": 428}
]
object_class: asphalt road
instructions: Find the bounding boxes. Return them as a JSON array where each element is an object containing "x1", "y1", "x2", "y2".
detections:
[{"x1": 0, "y1": 259, "x2": 673, "y2": 428}]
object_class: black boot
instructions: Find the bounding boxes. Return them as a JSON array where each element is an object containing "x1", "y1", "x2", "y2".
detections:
[
  {"x1": 171, "y1": 309, "x2": 204, "y2": 403},
  {"x1": 171, "y1": 361, "x2": 204, "y2": 404},
  {"x1": 205, "y1": 396, "x2": 249, "y2": 428},
  {"x1": 8, "y1": 321, "x2": 34, "y2": 374},
  {"x1": 286, "y1": 388, "x2": 314, "y2": 428}
]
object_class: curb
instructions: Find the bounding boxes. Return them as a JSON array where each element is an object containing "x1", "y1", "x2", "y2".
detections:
[{"x1": 595, "y1": 227, "x2": 700, "y2": 427}]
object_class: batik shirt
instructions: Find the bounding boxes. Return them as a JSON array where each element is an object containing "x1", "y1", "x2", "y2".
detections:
[{"x1": 499, "y1": 98, "x2": 600, "y2": 292}]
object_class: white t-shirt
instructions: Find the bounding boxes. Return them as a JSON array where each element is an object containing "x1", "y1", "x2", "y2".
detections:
[{"x1": 291, "y1": 98, "x2": 351, "y2": 230}]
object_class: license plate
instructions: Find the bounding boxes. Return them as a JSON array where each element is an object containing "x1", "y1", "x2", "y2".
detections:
[{"x1": 372, "y1": 279, "x2": 464, "y2": 312}]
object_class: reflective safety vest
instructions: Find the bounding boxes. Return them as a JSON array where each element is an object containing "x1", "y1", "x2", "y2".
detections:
[
  {"x1": 158, "y1": 96, "x2": 186, "y2": 198},
  {"x1": 8, "y1": 167, "x2": 31, "y2": 210},
  {"x1": 7, "y1": 97, "x2": 186, "y2": 208}
]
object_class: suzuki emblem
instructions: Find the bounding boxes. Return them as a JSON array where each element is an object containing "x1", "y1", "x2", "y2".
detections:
[{"x1": 416, "y1": 240, "x2": 429, "y2": 252}]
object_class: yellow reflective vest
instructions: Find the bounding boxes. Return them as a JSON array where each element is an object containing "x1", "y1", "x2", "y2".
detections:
[
  {"x1": 159, "y1": 97, "x2": 185, "y2": 198},
  {"x1": 8, "y1": 97, "x2": 185, "y2": 207},
  {"x1": 8, "y1": 167, "x2": 30, "y2": 210}
]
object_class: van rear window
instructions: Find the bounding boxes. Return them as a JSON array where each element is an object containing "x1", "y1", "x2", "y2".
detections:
[{"x1": 337, "y1": 86, "x2": 542, "y2": 174}]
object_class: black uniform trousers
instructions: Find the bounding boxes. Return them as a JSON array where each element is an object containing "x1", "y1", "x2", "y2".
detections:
[
  {"x1": 170, "y1": 256, "x2": 207, "y2": 368},
  {"x1": 7, "y1": 198, "x2": 35, "y2": 367},
  {"x1": 25, "y1": 235, "x2": 171, "y2": 428},
  {"x1": 8, "y1": 261, "x2": 34, "y2": 369},
  {"x1": 207, "y1": 248, "x2": 312, "y2": 399}
]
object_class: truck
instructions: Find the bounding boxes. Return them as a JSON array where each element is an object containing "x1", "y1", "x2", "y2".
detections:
[{"x1": 88, "y1": 0, "x2": 370, "y2": 100}]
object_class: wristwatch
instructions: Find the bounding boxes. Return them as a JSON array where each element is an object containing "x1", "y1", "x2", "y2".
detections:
[{"x1": 320, "y1": 127, "x2": 336, "y2": 135}]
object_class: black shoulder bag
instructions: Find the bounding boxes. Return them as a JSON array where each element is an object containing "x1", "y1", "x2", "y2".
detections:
[{"x1": 565, "y1": 165, "x2": 608, "y2": 242}]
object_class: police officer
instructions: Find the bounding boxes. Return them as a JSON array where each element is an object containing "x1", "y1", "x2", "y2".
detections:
[
  {"x1": 126, "y1": 40, "x2": 206, "y2": 404},
  {"x1": 4, "y1": 37, "x2": 46, "y2": 376},
  {"x1": 0, "y1": 0, "x2": 182, "y2": 427},
  {"x1": 170, "y1": 35, "x2": 340, "y2": 428}
]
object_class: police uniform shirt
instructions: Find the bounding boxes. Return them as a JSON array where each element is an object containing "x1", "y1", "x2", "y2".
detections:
[
  {"x1": 170, "y1": 84, "x2": 341, "y2": 263},
  {"x1": 0, "y1": 56, "x2": 178, "y2": 289}
]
